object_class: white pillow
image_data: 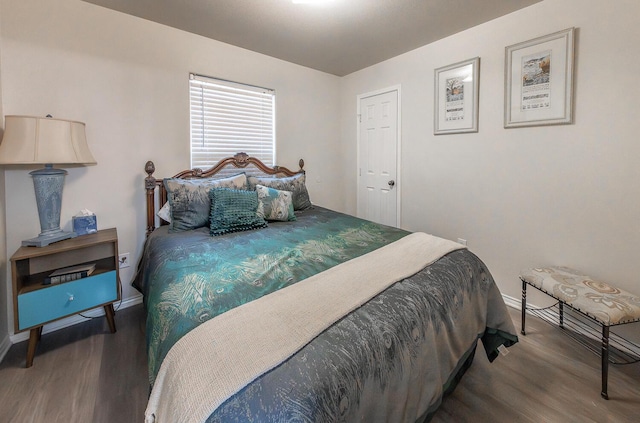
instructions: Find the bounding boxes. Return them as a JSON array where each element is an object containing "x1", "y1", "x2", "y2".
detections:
[{"x1": 157, "y1": 202, "x2": 171, "y2": 223}]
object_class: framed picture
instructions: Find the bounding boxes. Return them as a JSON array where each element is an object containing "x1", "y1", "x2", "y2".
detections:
[
  {"x1": 504, "y1": 27, "x2": 575, "y2": 128},
  {"x1": 434, "y1": 57, "x2": 480, "y2": 135}
]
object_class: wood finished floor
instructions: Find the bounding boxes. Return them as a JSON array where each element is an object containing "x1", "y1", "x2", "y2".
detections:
[{"x1": 0, "y1": 305, "x2": 638, "y2": 422}]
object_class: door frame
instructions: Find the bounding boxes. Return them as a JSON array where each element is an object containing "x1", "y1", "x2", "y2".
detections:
[{"x1": 356, "y1": 85, "x2": 402, "y2": 228}]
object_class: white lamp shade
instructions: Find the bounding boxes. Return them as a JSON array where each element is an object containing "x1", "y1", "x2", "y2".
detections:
[{"x1": 0, "y1": 115, "x2": 96, "y2": 165}]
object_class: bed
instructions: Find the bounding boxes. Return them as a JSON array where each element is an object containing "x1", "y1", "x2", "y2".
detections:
[{"x1": 135, "y1": 153, "x2": 517, "y2": 423}]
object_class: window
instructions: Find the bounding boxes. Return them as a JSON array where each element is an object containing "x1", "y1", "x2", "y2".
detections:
[{"x1": 189, "y1": 74, "x2": 275, "y2": 171}]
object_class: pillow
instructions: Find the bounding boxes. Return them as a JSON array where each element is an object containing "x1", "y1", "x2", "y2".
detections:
[
  {"x1": 209, "y1": 188, "x2": 267, "y2": 236},
  {"x1": 255, "y1": 185, "x2": 296, "y2": 222},
  {"x1": 247, "y1": 173, "x2": 312, "y2": 211},
  {"x1": 157, "y1": 202, "x2": 171, "y2": 223},
  {"x1": 164, "y1": 173, "x2": 247, "y2": 232}
]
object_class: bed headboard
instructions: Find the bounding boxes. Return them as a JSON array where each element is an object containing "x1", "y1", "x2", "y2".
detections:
[{"x1": 144, "y1": 152, "x2": 305, "y2": 236}]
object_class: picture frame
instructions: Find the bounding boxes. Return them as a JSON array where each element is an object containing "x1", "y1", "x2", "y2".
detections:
[
  {"x1": 434, "y1": 57, "x2": 480, "y2": 135},
  {"x1": 504, "y1": 27, "x2": 575, "y2": 128}
]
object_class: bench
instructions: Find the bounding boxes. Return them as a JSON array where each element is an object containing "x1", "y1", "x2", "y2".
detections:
[{"x1": 520, "y1": 266, "x2": 640, "y2": 399}]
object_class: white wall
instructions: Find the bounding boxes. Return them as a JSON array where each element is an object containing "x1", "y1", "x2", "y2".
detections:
[
  {"x1": 0, "y1": 0, "x2": 342, "y2": 339},
  {"x1": 0, "y1": 1, "x2": 8, "y2": 359},
  {"x1": 340, "y1": 0, "x2": 640, "y2": 307}
]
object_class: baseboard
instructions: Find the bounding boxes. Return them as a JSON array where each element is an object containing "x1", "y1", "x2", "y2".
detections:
[
  {"x1": 501, "y1": 293, "x2": 521, "y2": 310},
  {"x1": 8, "y1": 294, "x2": 143, "y2": 345},
  {"x1": 0, "y1": 333, "x2": 11, "y2": 364}
]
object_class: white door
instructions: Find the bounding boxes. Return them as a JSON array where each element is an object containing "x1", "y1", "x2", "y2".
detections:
[{"x1": 357, "y1": 89, "x2": 399, "y2": 227}]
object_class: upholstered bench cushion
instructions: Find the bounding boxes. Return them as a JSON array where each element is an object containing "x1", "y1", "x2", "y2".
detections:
[{"x1": 520, "y1": 266, "x2": 640, "y2": 326}]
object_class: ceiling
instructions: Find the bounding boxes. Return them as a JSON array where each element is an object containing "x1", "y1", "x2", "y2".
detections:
[{"x1": 82, "y1": 0, "x2": 541, "y2": 76}]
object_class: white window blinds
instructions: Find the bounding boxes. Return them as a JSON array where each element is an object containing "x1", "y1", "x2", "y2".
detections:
[{"x1": 190, "y1": 73, "x2": 275, "y2": 170}]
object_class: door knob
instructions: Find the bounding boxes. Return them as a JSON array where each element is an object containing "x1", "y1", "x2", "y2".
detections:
[{"x1": 388, "y1": 180, "x2": 395, "y2": 188}]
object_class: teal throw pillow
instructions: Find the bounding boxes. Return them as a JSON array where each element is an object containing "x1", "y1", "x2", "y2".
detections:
[
  {"x1": 209, "y1": 188, "x2": 267, "y2": 236},
  {"x1": 255, "y1": 185, "x2": 296, "y2": 222}
]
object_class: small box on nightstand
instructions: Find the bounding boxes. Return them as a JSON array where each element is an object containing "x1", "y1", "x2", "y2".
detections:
[{"x1": 73, "y1": 215, "x2": 97, "y2": 235}]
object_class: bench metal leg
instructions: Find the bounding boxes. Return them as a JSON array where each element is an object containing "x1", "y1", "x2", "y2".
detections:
[
  {"x1": 601, "y1": 325, "x2": 609, "y2": 399},
  {"x1": 521, "y1": 279, "x2": 527, "y2": 335}
]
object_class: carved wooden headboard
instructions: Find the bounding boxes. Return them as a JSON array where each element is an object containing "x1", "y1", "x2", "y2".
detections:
[{"x1": 144, "y1": 152, "x2": 305, "y2": 235}]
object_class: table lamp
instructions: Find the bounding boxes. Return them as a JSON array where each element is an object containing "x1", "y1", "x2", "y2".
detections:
[{"x1": 0, "y1": 115, "x2": 97, "y2": 247}]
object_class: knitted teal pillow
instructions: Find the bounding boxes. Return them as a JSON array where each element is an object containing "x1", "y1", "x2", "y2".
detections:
[{"x1": 209, "y1": 188, "x2": 267, "y2": 236}]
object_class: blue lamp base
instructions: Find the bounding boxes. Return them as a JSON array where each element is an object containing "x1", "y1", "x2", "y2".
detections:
[
  {"x1": 22, "y1": 230, "x2": 77, "y2": 247},
  {"x1": 23, "y1": 165, "x2": 77, "y2": 247}
]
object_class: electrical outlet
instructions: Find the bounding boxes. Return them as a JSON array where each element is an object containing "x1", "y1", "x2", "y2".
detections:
[{"x1": 119, "y1": 253, "x2": 130, "y2": 269}]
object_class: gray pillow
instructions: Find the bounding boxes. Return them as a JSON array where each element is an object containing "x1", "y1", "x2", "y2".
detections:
[
  {"x1": 247, "y1": 173, "x2": 312, "y2": 211},
  {"x1": 164, "y1": 173, "x2": 247, "y2": 232}
]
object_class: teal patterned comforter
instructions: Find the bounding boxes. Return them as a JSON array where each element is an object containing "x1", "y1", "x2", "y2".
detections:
[
  {"x1": 136, "y1": 207, "x2": 518, "y2": 422},
  {"x1": 134, "y1": 207, "x2": 410, "y2": 386}
]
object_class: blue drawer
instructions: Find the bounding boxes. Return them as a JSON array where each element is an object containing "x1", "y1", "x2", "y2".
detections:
[{"x1": 18, "y1": 270, "x2": 118, "y2": 331}]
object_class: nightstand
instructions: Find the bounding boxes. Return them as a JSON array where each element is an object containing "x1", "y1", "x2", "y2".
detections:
[{"x1": 9, "y1": 228, "x2": 121, "y2": 367}]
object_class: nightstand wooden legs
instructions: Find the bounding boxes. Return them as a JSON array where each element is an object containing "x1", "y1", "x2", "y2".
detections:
[
  {"x1": 26, "y1": 327, "x2": 42, "y2": 368},
  {"x1": 24, "y1": 309, "x2": 117, "y2": 368},
  {"x1": 104, "y1": 304, "x2": 117, "y2": 333}
]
